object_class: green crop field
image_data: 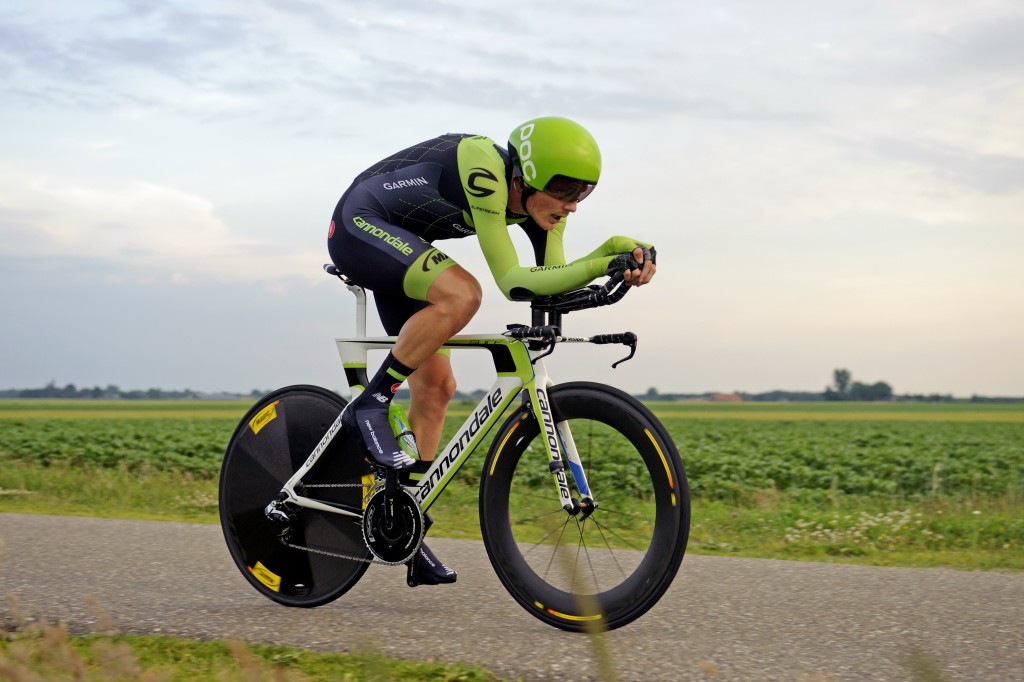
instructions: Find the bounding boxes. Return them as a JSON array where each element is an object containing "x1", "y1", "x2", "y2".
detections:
[{"x1": 1, "y1": 399, "x2": 1021, "y2": 569}]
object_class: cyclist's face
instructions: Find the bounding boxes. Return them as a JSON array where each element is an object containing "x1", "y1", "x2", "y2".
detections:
[{"x1": 528, "y1": 190, "x2": 577, "y2": 230}]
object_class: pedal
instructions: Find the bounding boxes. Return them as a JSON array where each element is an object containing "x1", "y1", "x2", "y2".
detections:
[{"x1": 399, "y1": 460, "x2": 431, "y2": 486}]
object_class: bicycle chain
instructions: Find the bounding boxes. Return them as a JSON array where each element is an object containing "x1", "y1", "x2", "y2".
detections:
[
  {"x1": 281, "y1": 481, "x2": 417, "y2": 566},
  {"x1": 282, "y1": 539, "x2": 376, "y2": 564}
]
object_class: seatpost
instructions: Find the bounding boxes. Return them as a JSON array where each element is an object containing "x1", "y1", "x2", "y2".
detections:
[{"x1": 346, "y1": 282, "x2": 367, "y2": 337}]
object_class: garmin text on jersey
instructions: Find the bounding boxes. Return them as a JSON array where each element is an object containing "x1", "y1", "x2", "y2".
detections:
[{"x1": 383, "y1": 177, "x2": 429, "y2": 190}]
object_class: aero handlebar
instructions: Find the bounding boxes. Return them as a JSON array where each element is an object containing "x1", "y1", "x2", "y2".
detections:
[{"x1": 529, "y1": 270, "x2": 631, "y2": 315}]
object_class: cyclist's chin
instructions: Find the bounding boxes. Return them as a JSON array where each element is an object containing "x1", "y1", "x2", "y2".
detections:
[{"x1": 533, "y1": 213, "x2": 563, "y2": 230}]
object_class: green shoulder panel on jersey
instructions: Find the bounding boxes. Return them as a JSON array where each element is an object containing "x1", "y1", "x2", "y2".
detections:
[{"x1": 456, "y1": 136, "x2": 508, "y2": 217}]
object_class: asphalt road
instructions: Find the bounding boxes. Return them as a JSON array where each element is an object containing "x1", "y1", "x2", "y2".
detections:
[{"x1": 1, "y1": 513, "x2": 1021, "y2": 681}]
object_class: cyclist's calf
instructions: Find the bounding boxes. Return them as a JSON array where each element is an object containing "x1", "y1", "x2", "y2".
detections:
[{"x1": 406, "y1": 355, "x2": 459, "y2": 461}]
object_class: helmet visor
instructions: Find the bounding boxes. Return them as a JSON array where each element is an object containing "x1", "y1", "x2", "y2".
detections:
[{"x1": 543, "y1": 175, "x2": 597, "y2": 202}]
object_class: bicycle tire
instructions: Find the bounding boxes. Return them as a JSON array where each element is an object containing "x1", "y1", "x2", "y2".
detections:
[
  {"x1": 479, "y1": 381, "x2": 689, "y2": 631},
  {"x1": 219, "y1": 384, "x2": 372, "y2": 607}
]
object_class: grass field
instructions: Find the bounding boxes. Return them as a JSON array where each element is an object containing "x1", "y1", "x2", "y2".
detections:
[
  {"x1": 0, "y1": 626, "x2": 502, "y2": 681},
  {"x1": 2, "y1": 398, "x2": 1020, "y2": 680},
  {"x1": 1, "y1": 398, "x2": 1021, "y2": 570}
]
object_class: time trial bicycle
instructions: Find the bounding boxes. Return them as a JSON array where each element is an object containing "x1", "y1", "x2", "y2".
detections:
[{"x1": 219, "y1": 265, "x2": 690, "y2": 631}]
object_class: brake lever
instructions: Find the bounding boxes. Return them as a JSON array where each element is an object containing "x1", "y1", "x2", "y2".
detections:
[
  {"x1": 612, "y1": 333, "x2": 638, "y2": 368},
  {"x1": 592, "y1": 332, "x2": 638, "y2": 368}
]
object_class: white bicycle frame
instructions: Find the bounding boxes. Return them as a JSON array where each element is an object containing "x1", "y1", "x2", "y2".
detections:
[{"x1": 275, "y1": 281, "x2": 595, "y2": 517}]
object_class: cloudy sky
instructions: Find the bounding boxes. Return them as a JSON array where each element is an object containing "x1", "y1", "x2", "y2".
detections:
[{"x1": 2, "y1": 0, "x2": 1022, "y2": 397}]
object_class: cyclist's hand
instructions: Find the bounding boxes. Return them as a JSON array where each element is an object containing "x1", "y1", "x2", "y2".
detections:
[{"x1": 623, "y1": 246, "x2": 656, "y2": 286}]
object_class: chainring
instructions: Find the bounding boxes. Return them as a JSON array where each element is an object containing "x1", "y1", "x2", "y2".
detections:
[{"x1": 362, "y1": 487, "x2": 424, "y2": 565}]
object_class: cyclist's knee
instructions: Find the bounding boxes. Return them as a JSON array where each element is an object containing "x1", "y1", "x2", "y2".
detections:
[
  {"x1": 410, "y1": 358, "x2": 456, "y2": 404},
  {"x1": 409, "y1": 361, "x2": 458, "y2": 406},
  {"x1": 428, "y1": 267, "x2": 482, "y2": 326},
  {"x1": 418, "y1": 377, "x2": 458, "y2": 409}
]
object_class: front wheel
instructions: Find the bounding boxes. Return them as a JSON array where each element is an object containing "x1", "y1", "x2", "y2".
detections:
[
  {"x1": 219, "y1": 385, "x2": 373, "y2": 607},
  {"x1": 479, "y1": 381, "x2": 690, "y2": 632}
]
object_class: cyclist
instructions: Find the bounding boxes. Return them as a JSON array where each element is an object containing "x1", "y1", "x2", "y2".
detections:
[{"x1": 328, "y1": 116, "x2": 657, "y2": 584}]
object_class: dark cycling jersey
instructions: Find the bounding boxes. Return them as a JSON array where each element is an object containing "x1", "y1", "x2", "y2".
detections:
[{"x1": 328, "y1": 133, "x2": 649, "y2": 329}]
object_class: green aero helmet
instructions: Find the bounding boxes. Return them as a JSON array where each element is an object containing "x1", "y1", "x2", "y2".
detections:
[{"x1": 508, "y1": 116, "x2": 601, "y2": 202}]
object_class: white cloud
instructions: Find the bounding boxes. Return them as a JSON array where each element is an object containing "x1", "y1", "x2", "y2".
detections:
[
  {"x1": 0, "y1": 164, "x2": 321, "y2": 284},
  {"x1": 1, "y1": 0, "x2": 1022, "y2": 395}
]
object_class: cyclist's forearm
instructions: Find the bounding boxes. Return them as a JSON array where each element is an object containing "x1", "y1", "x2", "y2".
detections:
[
  {"x1": 486, "y1": 234, "x2": 656, "y2": 299},
  {"x1": 579, "y1": 235, "x2": 653, "y2": 261},
  {"x1": 493, "y1": 258, "x2": 612, "y2": 299}
]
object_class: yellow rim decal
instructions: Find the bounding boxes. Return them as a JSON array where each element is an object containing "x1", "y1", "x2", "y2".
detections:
[
  {"x1": 489, "y1": 420, "x2": 520, "y2": 476},
  {"x1": 645, "y1": 428, "x2": 674, "y2": 491},
  {"x1": 248, "y1": 561, "x2": 281, "y2": 592},
  {"x1": 249, "y1": 401, "x2": 279, "y2": 435},
  {"x1": 534, "y1": 600, "x2": 604, "y2": 622},
  {"x1": 549, "y1": 609, "x2": 603, "y2": 622}
]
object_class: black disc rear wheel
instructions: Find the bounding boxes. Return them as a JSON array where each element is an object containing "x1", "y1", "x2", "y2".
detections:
[{"x1": 219, "y1": 385, "x2": 372, "y2": 607}]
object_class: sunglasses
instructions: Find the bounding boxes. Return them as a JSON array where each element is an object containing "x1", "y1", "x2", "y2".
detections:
[{"x1": 542, "y1": 175, "x2": 597, "y2": 202}]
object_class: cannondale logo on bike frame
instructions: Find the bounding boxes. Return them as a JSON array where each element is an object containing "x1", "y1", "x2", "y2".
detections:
[
  {"x1": 414, "y1": 387, "x2": 503, "y2": 503},
  {"x1": 537, "y1": 389, "x2": 571, "y2": 503}
]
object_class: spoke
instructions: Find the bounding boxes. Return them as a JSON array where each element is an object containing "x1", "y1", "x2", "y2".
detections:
[
  {"x1": 592, "y1": 505, "x2": 655, "y2": 521},
  {"x1": 539, "y1": 518, "x2": 575, "y2": 582},
  {"x1": 576, "y1": 519, "x2": 603, "y2": 594},
  {"x1": 573, "y1": 522, "x2": 589, "y2": 593},
  {"x1": 511, "y1": 507, "x2": 568, "y2": 526},
  {"x1": 585, "y1": 518, "x2": 630, "y2": 581},
  {"x1": 590, "y1": 515, "x2": 650, "y2": 554},
  {"x1": 573, "y1": 518, "x2": 626, "y2": 581},
  {"x1": 585, "y1": 420, "x2": 594, "y2": 473},
  {"x1": 521, "y1": 514, "x2": 573, "y2": 565},
  {"x1": 511, "y1": 490, "x2": 573, "y2": 507}
]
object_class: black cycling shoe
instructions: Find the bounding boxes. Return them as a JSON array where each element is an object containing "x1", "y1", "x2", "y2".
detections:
[
  {"x1": 341, "y1": 399, "x2": 416, "y2": 470},
  {"x1": 413, "y1": 543, "x2": 457, "y2": 585}
]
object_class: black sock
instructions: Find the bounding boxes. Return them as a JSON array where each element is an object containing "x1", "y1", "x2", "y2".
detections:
[
  {"x1": 346, "y1": 353, "x2": 417, "y2": 469},
  {"x1": 355, "y1": 353, "x2": 415, "y2": 408}
]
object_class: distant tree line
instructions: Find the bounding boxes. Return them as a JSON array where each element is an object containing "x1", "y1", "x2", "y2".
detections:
[
  {"x1": 639, "y1": 368, "x2": 1022, "y2": 403},
  {"x1": 0, "y1": 383, "x2": 487, "y2": 402},
  {"x1": 640, "y1": 387, "x2": 822, "y2": 402},
  {"x1": 3, "y1": 376, "x2": 1020, "y2": 403},
  {"x1": 0, "y1": 381, "x2": 263, "y2": 400},
  {"x1": 823, "y1": 368, "x2": 893, "y2": 401}
]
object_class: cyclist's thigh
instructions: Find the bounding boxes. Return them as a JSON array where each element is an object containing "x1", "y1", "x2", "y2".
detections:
[
  {"x1": 373, "y1": 291, "x2": 427, "y2": 336},
  {"x1": 329, "y1": 183, "x2": 458, "y2": 334}
]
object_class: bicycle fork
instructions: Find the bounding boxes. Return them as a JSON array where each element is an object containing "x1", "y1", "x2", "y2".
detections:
[{"x1": 528, "y1": 358, "x2": 597, "y2": 517}]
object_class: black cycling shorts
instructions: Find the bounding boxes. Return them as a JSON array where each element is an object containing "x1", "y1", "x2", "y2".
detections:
[{"x1": 328, "y1": 181, "x2": 457, "y2": 334}]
